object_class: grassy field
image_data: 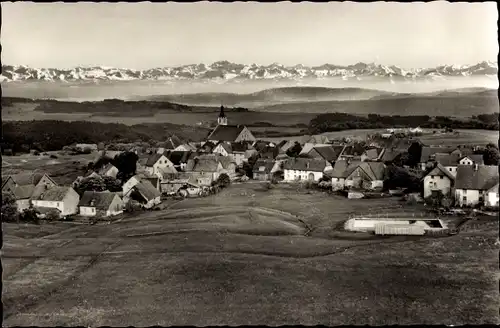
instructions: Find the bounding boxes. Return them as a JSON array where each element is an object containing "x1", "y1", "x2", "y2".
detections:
[
  {"x1": 2, "y1": 183, "x2": 498, "y2": 326},
  {"x1": 264, "y1": 129, "x2": 499, "y2": 146}
]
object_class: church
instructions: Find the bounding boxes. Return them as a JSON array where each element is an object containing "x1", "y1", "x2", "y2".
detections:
[{"x1": 206, "y1": 105, "x2": 256, "y2": 144}]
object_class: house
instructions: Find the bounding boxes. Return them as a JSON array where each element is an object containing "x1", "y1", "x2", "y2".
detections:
[
  {"x1": 11, "y1": 185, "x2": 36, "y2": 212},
  {"x1": 213, "y1": 155, "x2": 238, "y2": 180},
  {"x1": 343, "y1": 162, "x2": 386, "y2": 190},
  {"x1": 141, "y1": 153, "x2": 175, "y2": 178},
  {"x1": 207, "y1": 125, "x2": 256, "y2": 143},
  {"x1": 485, "y1": 183, "x2": 499, "y2": 208},
  {"x1": 75, "y1": 143, "x2": 98, "y2": 152},
  {"x1": 458, "y1": 154, "x2": 484, "y2": 166},
  {"x1": 31, "y1": 186, "x2": 80, "y2": 216},
  {"x1": 419, "y1": 146, "x2": 457, "y2": 170},
  {"x1": 252, "y1": 159, "x2": 277, "y2": 181},
  {"x1": 173, "y1": 143, "x2": 197, "y2": 152},
  {"x1": 330, "y1": 160, "x2": 354, "y2": 191},
  {"x1": 129, "y1": 180, "x2": 162, "y2": 209},
  {"x1": 361, "y1": 147, "x2": 386, "y2": 162},
  {"x1": 167, "y1": 151, "x2": 193, "y2": 171},
  {"x1": 454, "y1": 165, "x2": 499, "y2": 207},
  {"x1": 283, "y1": 158, "x2": 333, "y2": 182},
  {"x1": 97, "y1": 163, "x2": 119, "y2": 178},
  {"x1": 162, "y1": 175, "x2": 201, "y2": 196},
  {"x1": 230, "y1": 142, "x2": 254, "y2": 166},
  {"x1": 423, "y1": 163, "x2": 456, "y2": 199},
  {"x1": 305, "y1": 145, "x2": 344, "y2": 164},
  {"x1": 78, "y1": 191, "x2": 124, "y2": 217},
  {"x1": 186, "y1": 157, "x2": 225, "y2": 186},
  {"x1": 432, "y1": 153, "x2": 484, "y2": 177},
  {"x1": 122, "y1": 175, "x2": 143, "y2": 201},
  {"x1": 212, "y1": 142, "x2": 233, "y2": 157}
]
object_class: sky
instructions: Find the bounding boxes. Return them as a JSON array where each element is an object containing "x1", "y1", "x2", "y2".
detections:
[{"x1": 2, "y1": 1, "x2": 498, "y2": 70}]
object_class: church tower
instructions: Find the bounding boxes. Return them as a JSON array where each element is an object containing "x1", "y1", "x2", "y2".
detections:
[{"x1": 218, "y1": 104, "x2": 228, "y2": 126}]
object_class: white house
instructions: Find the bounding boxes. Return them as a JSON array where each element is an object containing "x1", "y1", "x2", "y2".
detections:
[
  {"x1": 122, "y1": 175, "x2": 142, "y2": 202},
  {"x1": 97, "y1": 163, "x2": 119, "y2": 178},
  {"x1": 212, "y1": 142, "x2": 232, "y2": 157},
  {"x1": 173, "y1": 143, "x2": 197, "y2": 152},
  {"x1": 141, "y1": 153, "x2": 175, "y2": 178},
  {"x1": 283, "y1": 158, "x2": 333, "y2": 182},
  {"x1": 31, "y1": 186, "x2": 80, "y2": 216},
  {"x1": 423, "y1": 163, "x2": 456, "y2": 199},
  {"x1": 454, "y1": 165, "x2": 499, "y2": 207},
  {"x1": 485, "y1": 183, "x2": 499, "y2": 208},
  {"x1": 78, "y1": 191, "x2": 124, "y2": 217},
  {"x1": 344, "y1": 162, "x2": 386, "y2": 190}
]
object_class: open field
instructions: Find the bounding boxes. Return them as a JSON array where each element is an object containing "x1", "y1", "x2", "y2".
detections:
[
  {"x1": 2, "y1": 183, "x2": 499, "y2": 326},
  {"x1": 264, "y1": 129, "x2": 499, "y2": 146}
]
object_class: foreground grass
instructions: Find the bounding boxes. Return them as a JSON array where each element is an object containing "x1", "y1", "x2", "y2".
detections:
[{"x1": 2, "y1": 183, "x2": 498, "y2": 326}]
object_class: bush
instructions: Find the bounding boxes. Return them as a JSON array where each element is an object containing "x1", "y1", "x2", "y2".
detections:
[
  {"x1": 216, "y1": 173, "x2": 231, "y2": 189},
  {"x1": 20, "y1": 208, "x2": 40, "y2": 224},
  {"x1": 46, "y1": 209, "x2": 61, "y2": 220}
]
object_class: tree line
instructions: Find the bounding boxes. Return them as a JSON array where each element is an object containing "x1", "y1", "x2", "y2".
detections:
[{"x1": 308, "y1": 112, "x2": 499, "y2": 134}]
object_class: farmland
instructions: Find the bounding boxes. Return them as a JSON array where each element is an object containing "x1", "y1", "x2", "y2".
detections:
[{"x1": 2, "y1": 183, "x2": 499, "y2": 326}]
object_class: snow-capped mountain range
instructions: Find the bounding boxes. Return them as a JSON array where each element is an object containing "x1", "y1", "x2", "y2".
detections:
[{"x1": 1, "y1": 61, "x2": 497, "y2": 83}]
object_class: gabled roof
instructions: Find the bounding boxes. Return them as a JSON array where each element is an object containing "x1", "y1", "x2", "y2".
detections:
[
  {"x1": 214, "y1": 155, "x2": 236, "y2": 169},
  {"x1": 348, "y1": 162, "x2": 386, "y2": 181},
  {"x1": 434, "y1": 153, "x2": 461, "y2": 167},
  {"x1": 145, "y1": 153, "x2": 166, "y2": 167},
  {"x1": 311, "y1": 145, "x2": 344, "y2": 162},
  {"x1": 167, "y1": 151, "x2": 192, "y2": 166},
  {"x1": 144, "y1": 177, "x2": 160, "y2": 189},
  {"x1": 487, "y1": 183, "x2": 499, "y2": 193},
  {"x1": 459, "y1": 154, "x2": 484, "y2": 165},
  {"x1": 134, "y1": 180, "x2": 161, "y2": 201},
  {"x1": 33, "y1": 186, "x2": 73, "y2": 202},
  {"x1": 10, "y1": 173, "x2": 44, "y2": 186},
  {"x1": 253, "y1": 159, "x2": 276, "y2": 174},
  {"x1": 164, "y1": 135, "x2": 183, "y2": 150},
  {"x1": 215, "y1": 142, "x2": 233, "y2": 154},
  {"x1": 419, "y1": 146, "x2": 456, "y2": 163},
  {"x1": 78, "y1": 191, "x2": 119, "y2": 209},
  {"x1": 455, "y1": 165, "x2": 499, "y2": 190},
  {"x1": 363, "y1": 147, "x2": 385, "y2": 160},
  {"x1": 380, "y1": 148, "x2": 403, "y2": 162},
  {"x1": 191, "y1": 158, "x2": 222, "y2": 172},
  {"x1": 283, "y1": 158, "x2": 328, "y2": 172},
  {"x1": 12, "y1": 185, "x2": 36, "y2": 200},
  {"x1": 425, "y1": 163, "x2": 456, "y2": 181},
  {"x1": 330, "y1": 160, "x2": 351, "y2": 178},
  {"x1": 300, "y1": 143, "x2": 331, "y2": 156},
  {"x1": 207, "y1": 125, "x2": 246, "y2": 142}
]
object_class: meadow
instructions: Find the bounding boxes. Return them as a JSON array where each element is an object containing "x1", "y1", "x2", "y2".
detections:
[{"x1": 2, "y1": 183, "x2": 498, "y2": 326}]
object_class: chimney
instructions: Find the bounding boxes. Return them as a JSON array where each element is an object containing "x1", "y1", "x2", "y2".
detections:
[{"x1": 474, "y1": 164, "x2": 478, "y2": 171}]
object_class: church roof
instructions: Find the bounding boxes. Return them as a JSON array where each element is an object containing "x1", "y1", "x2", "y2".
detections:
[{"x1": 207, "y1": 125, "x2": 246, "y2": 142}]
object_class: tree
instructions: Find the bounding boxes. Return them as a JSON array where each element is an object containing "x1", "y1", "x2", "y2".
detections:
[
  {"x1": 1, "y1": 191, "x2": 18, "y2": 223},
  {"x1": 286, "y1": 142, "x2": 302, "y2": 157},
  {"x1": 102, "y1": 176, "x2": 123, "y2": 191},
  {"x1": 406, "y1": 142, "x2": 422, "y2": 168},
  {"x1": 217, "y1": 173, "x2": 231, "y2": 189},
  {"x1": 384, "y1": 165, "x2": 421, "y2": 192},
  {"x1": 483, "y1": 143, "x2": 500, "y2": 165},
  {"x1": 46, "y1": 209, "x2": 61, "y2": 220},
  {"x1": 20, "y1": 208, "x2": 40, "y2": 224},
  {"x1": 112, "y1": 151, "x2": 139, "y2": 182},
  {"x1": 74, "y1": 176, "x2": 107, "y2": 195}
]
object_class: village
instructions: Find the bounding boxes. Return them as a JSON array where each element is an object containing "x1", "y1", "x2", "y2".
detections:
[{"x1": 2, "y1": 106, "x2": 499, "y2": 236}]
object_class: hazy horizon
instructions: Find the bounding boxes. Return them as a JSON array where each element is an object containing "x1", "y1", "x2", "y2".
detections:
[{"x1": 2, "y1": 2, "x2": 498, "y2": 70}]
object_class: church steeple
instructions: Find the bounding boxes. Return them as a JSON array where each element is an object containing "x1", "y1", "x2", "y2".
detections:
[{"x1": 218, "y1": 103, "x2": 228, "y2": 125}]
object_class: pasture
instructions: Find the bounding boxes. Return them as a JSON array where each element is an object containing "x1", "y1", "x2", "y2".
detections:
[{"x1": 2, "y1": 183, "x2": 498, "y2": 326}]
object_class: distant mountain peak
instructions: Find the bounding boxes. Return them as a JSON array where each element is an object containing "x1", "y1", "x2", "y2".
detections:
[{"x1": 1, "y1": 61, "x2": 497, "y2": 83}]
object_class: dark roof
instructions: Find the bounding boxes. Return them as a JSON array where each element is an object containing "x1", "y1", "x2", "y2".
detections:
[
  {"x1": 340, "y1": 145, "x2": 364, "y2": 157},
  {"x1": 434, "y1": 153, "x2": 461, "y2": 167},
  {"x1": 425, "y1": 163, "x2": 456, "y2": 181},
  {"x1": 10, "y1": 173, "x2": 44, "y2": 186},
  {"x1": 34, "y1": 186, "x2": 73, "y2": 201},
  {"x1": 455, "y1": 165, "x2": 499, "y2": 190},
  {"x1": 231, "y1": 142, "x2": 249, "y2": 152},
  {"x1": 207, "y1": 125, "x2": 245, "y2": 142},
  {"x1": 363, "y1": 147, "x2": 385, "y2": 160},
  {"x1": 253, "y1": 159, "x2": 276, "y2": 174},
  {"x1": 145, "y1": 153, "x2": 165, "y2": 167},
  {"x1": 167, "y1": 151, "x2": 192, "y2": 166},
  {"x1": 12, "y1": 185, "x2": 36, "y2": 199},
  {"x1": 283, "y1": 158, "x2": 327, "y2": 172},
  {"x1": 78, "y1": 191, "x2": 119, "y2": 209},
  {"x1": 380, "y1": 148, "x2": 403, "y2": 162},
  {"x1": 420, "y1": 146, "x2": 456, "y2": 163},
  {"x1": 312, "y1": 146, "x2": 343, "y2": 162},
  {"x1": 164, "y1": 135, "x2": 183, "y2": 150},
  {"x1": 144, "y1": 177, "x2": 160, "y2": 189},
  {"x1": 134, "y1": 180, "x2": 161, "y2": 201}
]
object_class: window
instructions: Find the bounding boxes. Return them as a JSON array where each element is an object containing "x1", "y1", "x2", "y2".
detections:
[
  {"x1": 449, "y1": 168, "x2": 452, "y2": 171},
  {"x1": 440, "y1": 176, "x2": 443, "y2": 180}
]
